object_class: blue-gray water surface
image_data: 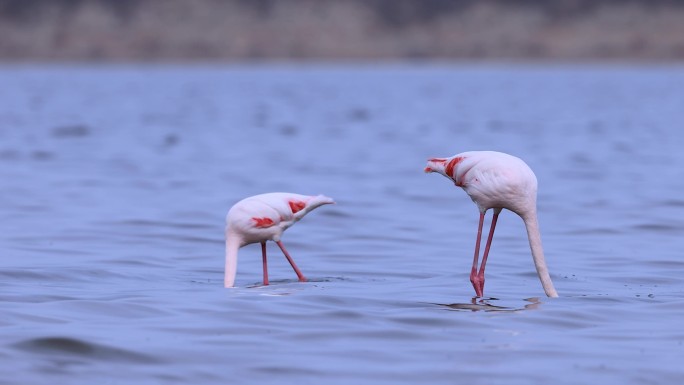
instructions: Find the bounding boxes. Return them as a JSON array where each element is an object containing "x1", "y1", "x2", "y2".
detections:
[{"x1": 1, "y1": 64, "x2": 683, "y2": 384}]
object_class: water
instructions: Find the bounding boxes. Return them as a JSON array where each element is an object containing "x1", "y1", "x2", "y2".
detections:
[{"x1": 1, "y1": 64, "x2": 684, "y2": 384}]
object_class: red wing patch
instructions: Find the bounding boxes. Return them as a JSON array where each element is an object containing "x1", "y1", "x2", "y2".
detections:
[
  {"x1": 288, "y1": 200, "x2": 307, "y2": 214},
  {"x1": 252, "y1": 217, "x2": 275, "y2": 228},
  {"x1": 445, "y1": 156, "x2": 464, "y2": 178}
]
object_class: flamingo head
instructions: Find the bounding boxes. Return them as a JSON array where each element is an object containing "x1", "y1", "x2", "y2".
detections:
[
  {"x1": 424, "y1": 158, "x2": 448, "y2": 175},
  {"x1": 425, "y1": 156, "x2": 466, "y2": 182}
]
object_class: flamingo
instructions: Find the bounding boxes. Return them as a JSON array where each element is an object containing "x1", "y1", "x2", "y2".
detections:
[
  {"x1": 424, "y1": 151, "x2": 558, "y2": 298},
  {"x1": 224, "y1": 192, "x2": 335, "y2": 287}
]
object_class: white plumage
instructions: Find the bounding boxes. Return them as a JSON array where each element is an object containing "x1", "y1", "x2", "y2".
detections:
[
  {"x1": 224, "y1": 192, "x2": 334, "y2": 287},
  {"x1": 425, "y1": 151, "x2": 558, "y2": 298}
]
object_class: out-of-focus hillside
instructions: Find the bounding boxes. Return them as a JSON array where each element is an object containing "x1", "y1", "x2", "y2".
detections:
[{"x1": 2, "y1": 0, "x2": 684, "y2": 61}]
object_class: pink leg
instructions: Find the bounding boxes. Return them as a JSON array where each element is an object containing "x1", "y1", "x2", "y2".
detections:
[
  {"x1": 276, "y1": 241, "x2": 307, "y2": 282},
  {"x1": 476, "y1": 209, "x2": 501, "y2": 296},
  {"x1": 261, "y1": 242, "x2": 269, "y2": 286},
  {"x1": 470, "y1": 213, "x2": 485, "y2": 297}
]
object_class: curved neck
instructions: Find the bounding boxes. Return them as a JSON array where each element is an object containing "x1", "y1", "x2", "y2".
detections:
[
  {"x1": 522, "y1": 212, "x2": 558, "y2": 298},
  {"x1": 224, "y1": 232, "x2": 241, "y2": 288}
]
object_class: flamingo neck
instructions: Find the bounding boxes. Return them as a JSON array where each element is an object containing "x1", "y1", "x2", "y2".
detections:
[
  {"x1": 224, "y1": 232, "x2": 241, "y2": 288},
  {"x1": 522, "y1": 212, "x2": 559, "y2": 298}
]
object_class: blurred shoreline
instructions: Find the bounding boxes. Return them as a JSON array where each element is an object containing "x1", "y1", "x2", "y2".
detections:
[{"x1": 2, "y1": 0, "x2": 684, "y2": 62}]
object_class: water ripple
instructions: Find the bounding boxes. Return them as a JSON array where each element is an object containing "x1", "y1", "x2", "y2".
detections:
[{"x1": 12, "y1": 337, "x2": 159, "y2": 364}]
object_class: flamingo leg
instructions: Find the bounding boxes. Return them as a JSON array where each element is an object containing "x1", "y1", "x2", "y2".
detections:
[
  {"x1": 261, "y1": 241, "x2": 269, "y2": 286},
  {"x1": 476, "y1": 209, "x2": 501, "y2": 296},
  {"x1": 470, "y1": 212, "x2": 486, "y2": 297},
  {"x1": 276, "y1": 241, "x2": 307, "y2": 282}
]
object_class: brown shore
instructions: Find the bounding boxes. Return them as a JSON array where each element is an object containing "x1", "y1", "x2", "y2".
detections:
[{"x1": 2, "y1": 0, "x2": 684, "y2": 62}]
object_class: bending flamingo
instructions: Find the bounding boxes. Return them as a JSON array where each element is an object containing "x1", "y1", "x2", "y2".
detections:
[
  {"x1": 425, "y1": 151, "x2": 558, "y2": 298},
  {"x1": 224, "y1": 192, "x2": 335, "y2": 287}
]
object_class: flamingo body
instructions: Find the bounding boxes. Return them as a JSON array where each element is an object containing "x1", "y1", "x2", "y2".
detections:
[
  {"x1": 425, "y1": 151, "x2": 558, "y2": 298},
  {"x1": 224, "y1": 192, "x2": 334, "y2": 287}
]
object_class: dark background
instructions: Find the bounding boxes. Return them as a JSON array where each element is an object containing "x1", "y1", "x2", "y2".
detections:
[{"x1": 2, "y1": 0, "x2": 684, "y2": 61}]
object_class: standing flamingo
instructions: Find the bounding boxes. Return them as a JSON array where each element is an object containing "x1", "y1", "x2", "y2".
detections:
[
  {"x1": 424, "y1": 151, "x2": 558, "y2": 298},
  {"x1": 224, "y1": 192, "x2": 335, "y2": 287}
]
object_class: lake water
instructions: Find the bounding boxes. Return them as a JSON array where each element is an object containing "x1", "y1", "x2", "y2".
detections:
[{"x1": 1, "y1": 64, "x2": 683, "y2": 384}]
